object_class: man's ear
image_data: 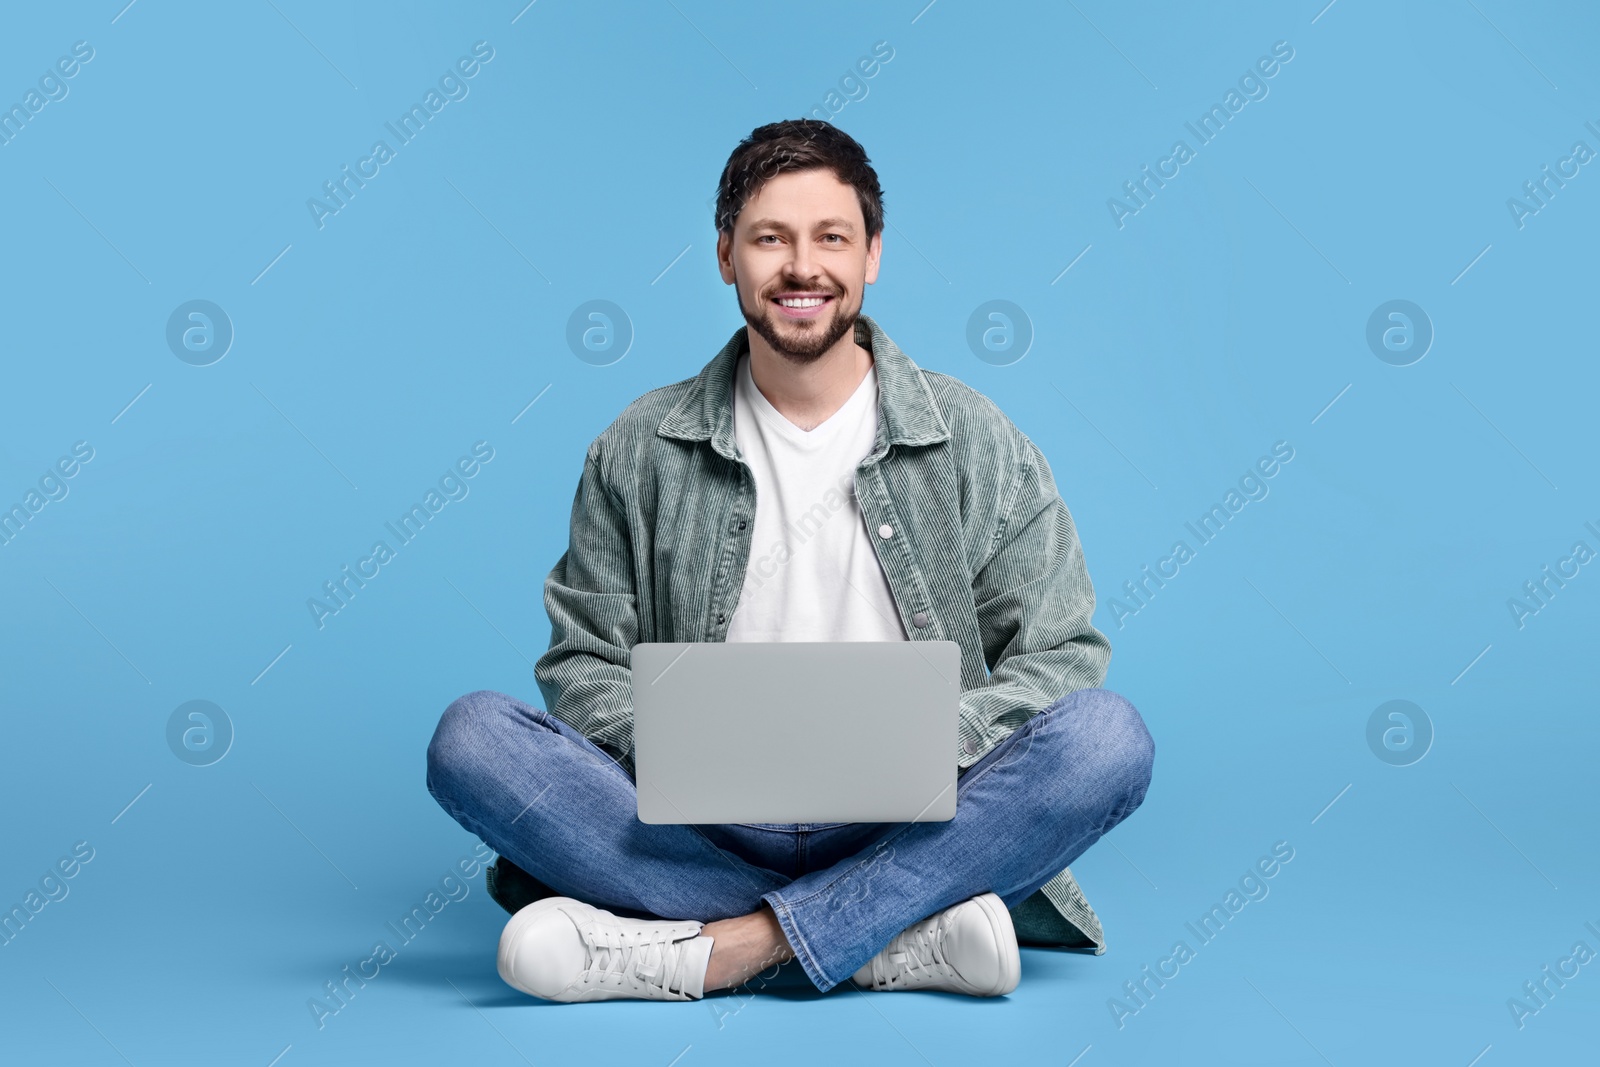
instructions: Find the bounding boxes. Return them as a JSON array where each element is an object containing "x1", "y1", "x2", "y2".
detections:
[
  {"x1": 863, "y1": 230, "x2": 883, "y2": 285},
  {"x1": 717, "y1": 231, "x2": 736, "y2": 285}
]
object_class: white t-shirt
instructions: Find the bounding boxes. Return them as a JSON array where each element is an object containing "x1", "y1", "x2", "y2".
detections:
[{"x1": 725, "y1": 351, "x2": 908, "y2": 643}]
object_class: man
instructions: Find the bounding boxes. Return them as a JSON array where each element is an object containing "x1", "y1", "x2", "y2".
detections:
[{"x1": 426, "y1": 119, "x2": 1154, "y2": 1003}]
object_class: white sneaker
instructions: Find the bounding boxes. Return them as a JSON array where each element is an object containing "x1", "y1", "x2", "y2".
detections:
[
  {"x1": 497, "y1": 897, "x2": 716, "y2": 1002},
  {"x1": 851, "y1": 892, "x2": 1020, "y2": 996}
]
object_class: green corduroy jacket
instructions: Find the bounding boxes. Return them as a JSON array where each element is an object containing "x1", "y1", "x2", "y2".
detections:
[{"x1": 526, "y1": 314, "x2": 1114, "y2": 952}]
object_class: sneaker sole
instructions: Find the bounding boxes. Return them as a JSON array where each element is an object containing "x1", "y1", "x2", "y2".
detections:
[
  {"x1": 969, "y1": 892, "x2": 1022, "y2": 996},
  {"x1": 497, "y1": 897, "x2": 584, "y2": 998}
]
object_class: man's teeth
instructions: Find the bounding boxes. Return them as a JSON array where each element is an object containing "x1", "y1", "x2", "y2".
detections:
[{"x1": 777, "y1": 296, "x2": 828, "y2": 308}]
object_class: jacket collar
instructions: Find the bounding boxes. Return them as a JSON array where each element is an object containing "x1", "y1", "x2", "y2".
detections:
[{"x1": 656, "y1": 314, "x2": 951, "y2": 462}]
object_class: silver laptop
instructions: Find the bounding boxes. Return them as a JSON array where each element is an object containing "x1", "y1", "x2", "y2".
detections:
[{"x1": 631, "y1": 640, "x2": 960, "y2": 825}]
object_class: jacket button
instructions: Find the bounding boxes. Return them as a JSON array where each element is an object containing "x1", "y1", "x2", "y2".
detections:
[
  {"x1": 963, "y1": 738, "x2": 978, "y2": 755},
  {"x1": 738, "y1": 520, "x2": 746, "y2": 530},
  {"x1": 912, "y1": 611, "x2": 928, "y2": 628},
  {"x1": 717, "y1": 614, "x2": 725, "y2": 624},
  {"x1": 877, "y1": 524, "x2": 894, "y2": 539}
]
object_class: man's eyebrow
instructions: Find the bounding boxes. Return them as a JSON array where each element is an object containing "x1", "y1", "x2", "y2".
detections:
[{"x1": 746, "y1": 217, "x2": 858, "y2": 235}]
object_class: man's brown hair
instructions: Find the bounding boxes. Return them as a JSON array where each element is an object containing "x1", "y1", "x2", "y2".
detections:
[{"x1": 715, "y1": 119, "x2": 885, "y2": 238}]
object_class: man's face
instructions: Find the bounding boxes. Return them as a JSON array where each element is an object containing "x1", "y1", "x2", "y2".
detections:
[{"x1": 717, "y1": 168, "x2": 882, "y2": 364}]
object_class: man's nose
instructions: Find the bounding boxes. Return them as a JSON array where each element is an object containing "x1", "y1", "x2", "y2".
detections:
[{"x1": 786, "y1": 241, "x2": 816, "y2": 283}]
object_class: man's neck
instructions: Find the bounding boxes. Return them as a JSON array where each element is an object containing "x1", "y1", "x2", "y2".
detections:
[{"x1": 745, "y1": 328, "x2": 874, "y2": 433}]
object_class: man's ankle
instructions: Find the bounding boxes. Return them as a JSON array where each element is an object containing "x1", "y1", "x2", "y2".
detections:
[{"x1": 702, "y1": 907, "x2": 795, "y2": 992}]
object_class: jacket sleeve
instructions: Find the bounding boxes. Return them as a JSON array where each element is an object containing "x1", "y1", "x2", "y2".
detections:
[
  {"x1": 534, "y1": 439, "x2": 641, "y2": 775},
  {"x1": 958, "y1": 431, "x2": 1111, "y2": 768}
]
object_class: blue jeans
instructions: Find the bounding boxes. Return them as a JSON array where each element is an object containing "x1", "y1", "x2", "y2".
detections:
[{"x1": 426, "y1": 686, "x2": 1153, "y2": 992}]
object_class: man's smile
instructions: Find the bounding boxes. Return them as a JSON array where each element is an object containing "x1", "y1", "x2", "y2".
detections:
[{"x1": 770, "y1": 291, "x2": 837, "y2": 320}]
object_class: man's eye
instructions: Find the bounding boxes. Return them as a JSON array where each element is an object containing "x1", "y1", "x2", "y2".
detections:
[{"x1": 822, "y1": 234, "x2": 843, "y2": 243}]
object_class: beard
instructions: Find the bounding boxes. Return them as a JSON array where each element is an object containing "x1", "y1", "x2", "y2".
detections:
[{"x1": 737, "y1": 282, "x2": 859, "y2": 364}]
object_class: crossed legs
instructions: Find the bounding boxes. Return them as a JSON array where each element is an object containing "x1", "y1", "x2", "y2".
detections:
[{"x1": 425, "y1": 687, "x2": 1153, "y2": 993}]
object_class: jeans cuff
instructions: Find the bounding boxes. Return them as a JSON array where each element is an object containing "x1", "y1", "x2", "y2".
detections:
[{"x1": 759, "y1": 889, "x2": 839, "y2": 992}]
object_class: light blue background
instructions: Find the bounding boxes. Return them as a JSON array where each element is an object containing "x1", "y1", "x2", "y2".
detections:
[{"x1": 2, "y1": 1, "x2": 1596, "y2": 1064}]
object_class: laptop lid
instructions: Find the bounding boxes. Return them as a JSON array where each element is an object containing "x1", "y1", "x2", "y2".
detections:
[{"x1": 631, "y1": 640, "x2": 960, "y2": 825}]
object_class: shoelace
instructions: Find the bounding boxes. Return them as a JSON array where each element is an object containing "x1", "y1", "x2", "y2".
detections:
[
  {"x1": 581, "y1": 925, "x2": 693, "y2": 995},
  {"x1": 875, "y1": 914, "x2": 955, "y2": 987}
]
